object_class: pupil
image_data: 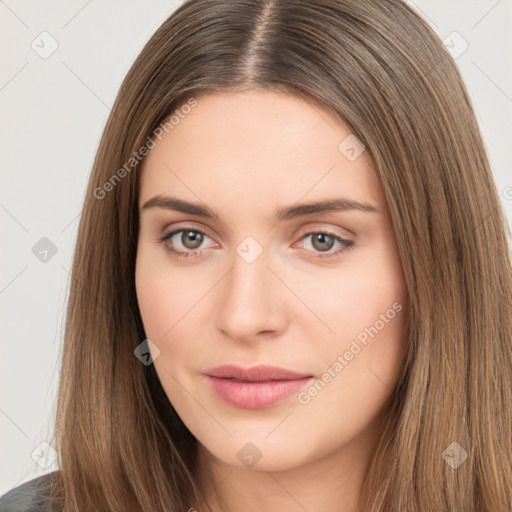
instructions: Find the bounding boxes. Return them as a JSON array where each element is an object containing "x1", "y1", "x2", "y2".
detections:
[
  {"x1": 314, "y1": 233, "x2": 333, "y2": 252},
  {"x1": 183, "y1": 231, "x2": 203, "y2": 249}
]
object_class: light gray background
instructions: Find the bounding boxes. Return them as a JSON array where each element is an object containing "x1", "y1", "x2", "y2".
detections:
[{"x1": 1, "y1": 0, "x2": 511, "y2": 495}]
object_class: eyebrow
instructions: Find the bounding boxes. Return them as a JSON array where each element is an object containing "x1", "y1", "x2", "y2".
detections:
[{"x1": 141, "y1": 195, "x2": 380, "y2": 220}]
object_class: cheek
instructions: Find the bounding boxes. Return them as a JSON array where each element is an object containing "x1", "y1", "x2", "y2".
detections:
[
  {"x1": 295, "y1": 238, "x2": 408, "y2": 410},
  {"x1": 135, "y1": 246, "x2": 202, "y2": 340},
  {"x1": 135, "y1": 252, "x2": 212, "y2": 383},
  {"x1": 297, "y1": 240, "x2": 407, "y2": 353},
  {"x1": 135, "y1": 266, "x2": 175, "y2": 341}
]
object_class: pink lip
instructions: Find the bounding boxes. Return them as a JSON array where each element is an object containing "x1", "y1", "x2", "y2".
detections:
[{"x1": 204, "y1": 364, "x2": 314, "y2": 409}]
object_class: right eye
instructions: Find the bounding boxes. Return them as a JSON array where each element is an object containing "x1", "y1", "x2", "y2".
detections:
[{"x1": 157, "y1": 227, "x2": 217, "y2": 258}]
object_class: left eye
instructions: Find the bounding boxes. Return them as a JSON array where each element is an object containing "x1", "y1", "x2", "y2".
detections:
[
  {"x1": 298, "y1": 231, "x2": 354, "y2": 259},
  {"x1": 157, "y1": 228, "x2": 354, "y2": 260}
]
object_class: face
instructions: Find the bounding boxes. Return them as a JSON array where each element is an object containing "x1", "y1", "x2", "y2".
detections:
[{"x1": 135, "y1": 89, "x2": 408, "y2": 473}]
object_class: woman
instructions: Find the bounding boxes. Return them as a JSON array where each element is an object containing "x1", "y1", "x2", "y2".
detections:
[{"x1": 1, "y1": 0, "x2": 511, "y2": 510}]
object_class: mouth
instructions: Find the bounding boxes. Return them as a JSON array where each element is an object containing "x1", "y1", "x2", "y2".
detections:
[{"x1": 204, "y1": 364, "x2": 314, "y2": 409}]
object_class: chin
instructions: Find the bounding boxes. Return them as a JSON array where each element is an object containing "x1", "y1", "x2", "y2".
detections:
[{"x1": 199, "y1": 437, "x2": 314, "y2": 473}]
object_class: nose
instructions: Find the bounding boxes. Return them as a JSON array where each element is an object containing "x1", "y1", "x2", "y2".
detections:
[{"x1": 215, "y1": 247, "x2": 288, "y2": 342}]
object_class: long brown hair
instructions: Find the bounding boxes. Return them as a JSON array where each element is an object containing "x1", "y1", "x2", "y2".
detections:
[{"x1": 47, "y1": 0, "x2": 512, "y2": 510}]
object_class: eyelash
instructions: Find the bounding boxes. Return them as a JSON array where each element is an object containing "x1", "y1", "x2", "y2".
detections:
[{"x1": 157, "y1": 227, "x2": 355, "y2": 261}]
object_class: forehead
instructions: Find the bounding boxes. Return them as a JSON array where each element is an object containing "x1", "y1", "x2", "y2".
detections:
[
  {"x1": 167, "y1": 89, "x2": 353, "y2": 153},
  {"x1": 139, "y1": 90, "x2": 384, "y2": 216}
]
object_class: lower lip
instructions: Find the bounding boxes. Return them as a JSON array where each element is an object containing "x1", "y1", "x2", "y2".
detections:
[{"x1": 205, "y1": 375, "x2": 313, "y2": 409}]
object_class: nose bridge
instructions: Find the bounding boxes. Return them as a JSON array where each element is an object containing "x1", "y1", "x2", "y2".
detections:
[{"x1": 215, "y1": 238, "x2": 285, "y2": 339}]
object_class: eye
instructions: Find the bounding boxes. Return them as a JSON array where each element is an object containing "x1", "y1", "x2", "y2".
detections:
[
  {"x1": 157, "y1": 228, "x2": 216, "y2": 258},
  {"x1": 156, "y1": 227, "x2": 355, "y2": 260},
  {"x1": 298, "y1": 231, "x2": 354, "y2": 259}
]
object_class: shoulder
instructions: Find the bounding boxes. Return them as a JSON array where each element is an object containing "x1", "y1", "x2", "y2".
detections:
[{"x1": 0, "y1": 471, "x2": 59, "y2": 512}]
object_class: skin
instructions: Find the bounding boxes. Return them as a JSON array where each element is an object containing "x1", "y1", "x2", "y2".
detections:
[{"x1": 135, "y1": 89, "x2": 408, "y2": 512}]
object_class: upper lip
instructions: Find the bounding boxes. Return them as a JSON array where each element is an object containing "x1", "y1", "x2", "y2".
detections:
[{"x1": 205, "y1": 364, "x2": 313, "y2": 382}]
